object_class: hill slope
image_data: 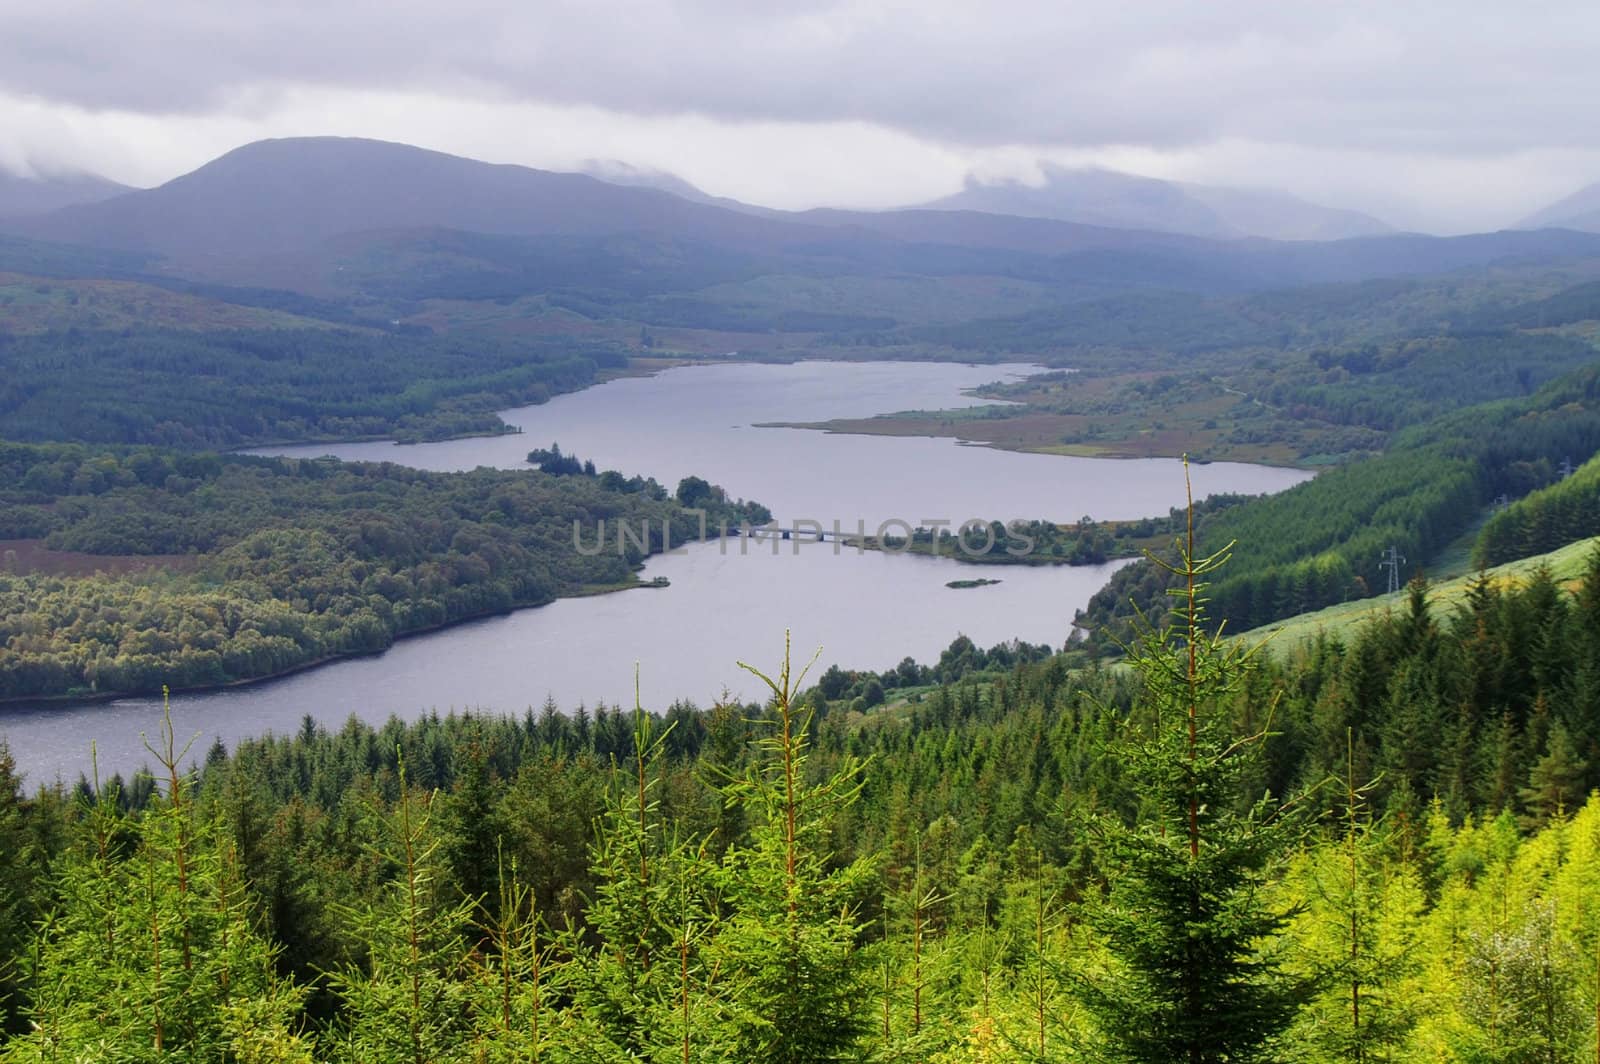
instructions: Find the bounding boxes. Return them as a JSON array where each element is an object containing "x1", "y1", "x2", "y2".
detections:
[
  {"x1": 924, "y1": 164, "x2": 1393, "y2": 241},
  {"x1": 1182, "y1": 182, "x2": 1394, "y2": 241},
  {"x1": 0, "y1": 272, "x2": 344, "y2": 333},
  {"x1": 1518, "y1": 180, "x2": 1600, "y2": 232},
  {"x1": 0, "y1": 169, "x2": 132, "y2": 218},
  {"x1": 8, "y1": 138, "x2": 1600, "y2": 308},
  {"x1": 1238, "y1": 534, "x2": 1600, "y2": 657},
  {"x1": 12, "y1": 137, "x2": 800, "y2": 260}
]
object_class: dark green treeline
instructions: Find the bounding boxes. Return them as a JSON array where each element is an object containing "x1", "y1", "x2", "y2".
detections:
[{"x1": 2, "y1": 547, "x2": 1600, "y2": 1060}]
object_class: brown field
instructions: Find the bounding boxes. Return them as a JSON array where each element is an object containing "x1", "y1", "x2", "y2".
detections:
[
  {"x1": 764, "y1": 411, "x2": 1304, "y2": 466},
  {"x1": 0, "y1": 273, "x2": 335, "y2": 333},
  {"x1": 754, "y1": 366, "x2": 1329, "y2": 467},
  {"x1": 0, "y1": 540, "x2": 201, "y2": 579}
]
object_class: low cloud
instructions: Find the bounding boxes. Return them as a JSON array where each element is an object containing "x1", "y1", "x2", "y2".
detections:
[{"x1": 3, "y1": 1, "x2": 1599, "y2": 231}]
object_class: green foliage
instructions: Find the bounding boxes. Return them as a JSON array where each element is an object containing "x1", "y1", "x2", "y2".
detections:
[
  {"x1": 568, "y1": 698, "x2": 731, "y2": 1059},
  {"x1": 1076, "y1": 487, "x2": 1310, "y2": 1063},
  {"x1": 1279, "y1": 739, "x2": 1426, "y2": 1062},
  {"x1": 325, "y1": 757, "x2": 477, "y2": 1064},
  {"x1": 1477, "y1": 452, "x2": 1600, "y2": 567},
  {"x1": 1459, "y1": 277, "x2": 1600, "y2": 332},
  {"x1": 0, "y1": 445, "x2": 764, "y2": 700},
  {"x1": 0, "y1": 326, "x2": 625, "y2": 447},
  {"x1": 9, "y1": 707, "x2": 308, "y2": 1061},
  {"x1": 711, "y1": 638, "x2": 877, "y2": 1063},
  {"x1": 0, "y1": 744, "x2": 39, "y2": 1036},
  {"x1": 4, "y1": 559, "x2": 1600, "y2": 1059},
  {"x1": 1083, "y1": 367, "x2": 1600, "y2": 643}
]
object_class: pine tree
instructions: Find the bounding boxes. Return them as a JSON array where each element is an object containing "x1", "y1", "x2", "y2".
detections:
[
  {"x1": 465, "y1": 847, "x2": 570, "y2": 1062},
  {"x1": 993, "y1": 832, "x2": 1074, "y2": 1061},
  {"x1": 873, "y1": 834, "x2": 964, "y2": 1063},
  {"x1": 574, "y1": 688, "x2": 732, "y2": 1060},
  {"x1": 1565, "y1": 547, "x2": 1600, "y2": 787},
  {"x1": 1077, "y1": 463, "x2": 1311, "y2": 1064},
  {"x1": 327, "y1": 753, "x2": 475, "y2": 1064},
  {"x1": 1457, "y1": 901, "x2": 1586, "y2": 1064},
  {"x1": 641, "y1": 837, "x2": 735, "y2": 1064},
  {"x1": 443, "y1": 731, "x2": 503, "y2": 912},
  {"x1": 1520, "y1": 723, "x2": 1588, "y2": 831},
  {"x1": 0, "y1": 743, "x2": 38, "y2": 1037},
  {"x1": 1284, "y1": 731, "x2": 1423, "y2": 1062},
  {"x1": 10, "y1": 703, "x2": 308, "y2": 1061},
  {"x1": 710, "y1": 633, "x2": 877, "y2": 1063}
]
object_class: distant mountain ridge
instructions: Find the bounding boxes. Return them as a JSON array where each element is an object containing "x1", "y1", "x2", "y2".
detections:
[
  {"x1": 0, "y1": 168, "x2": 134, "y2": 218},
  {"x1": 7, "y1": 137, "x2": 1600, "y2": 306},
  {"x1": 1179, "y1": 182, "x2": 1395, "y2": 241},
  {"x1": 12, "y1": 137, "x2": 798, "y2": 261},
  {"x1": 574, "y1": 159, "x2": 769, "y2": 215},
  {"x1": 3, "y1": 138, "x2": 1260, "y2": 291},
  {"x1": 1518, "y1": 181, "x2": 1600, "y2": 233},
  {"x1": 923, "y1": 164, "x2": 1393, "y2": 241}
]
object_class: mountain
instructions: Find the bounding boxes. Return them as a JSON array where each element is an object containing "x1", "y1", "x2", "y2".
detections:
[
  {"x1": 1517, "y1": 181, "x2": 1600, "y2": 232},
  {"x1": 11, "y1": 137, "x2": 799, "y2": 261},
  {"x1": 578, "y1": 159, "x2": 785, "y2": 218},
  {"x1": 923, "y1": 164, "x2": 1392, "y2": 241},
  {"x1": 577, "y1": 159, "x2": 720, "y2": 205},
  {"x1": 926, "y1": 166, "x2": 1233, "y2": 237},
  {"x1": 0, "y1": 168, "x2": 133, "y2": 218},
  {"x1": 3, "y1": 137, "x2": 1246, "y2": 295},
  {"x1": 8, "y1": 139, "x2": 1377, "y2": 270},
  {"x1": 8, "y1": 137, "x2": 1600, "y2": 307},
  {"x1": 1180, "y1": 183, "x2": 1393, "y2": 241}
]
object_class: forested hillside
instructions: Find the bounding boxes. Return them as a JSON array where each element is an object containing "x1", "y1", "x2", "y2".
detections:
[
  {"x1": 9, "y1": 22, "x2": 1600, "y2": 1064},
  {"x1": 1478, "y1": 452, "x2": 1600, "y2": 567},
  {"x1": 11, "y1": 137, "x2": 1600, "y2": 368},
  {"x1": 0, "y1": 442, "x2": 767, "y2": 700},
  {"x1": 2, "y1": 544, "x2": 1598, "y2": 1059},
  {"x1": 0, "y1": 326, "x2": 624, "y2": 446},
  {"x1": 1079, "y1": 366, "x2": 1600, "y2": 643}
]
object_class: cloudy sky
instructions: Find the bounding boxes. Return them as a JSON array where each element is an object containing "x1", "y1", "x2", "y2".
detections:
[{"x1": 2, "y1": 0, "x2": 1598, "y2": 233}]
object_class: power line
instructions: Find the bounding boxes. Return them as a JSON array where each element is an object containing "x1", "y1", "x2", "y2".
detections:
[{"x1": 1379, "y1": 545, "x2": 1407, "y2": 596}]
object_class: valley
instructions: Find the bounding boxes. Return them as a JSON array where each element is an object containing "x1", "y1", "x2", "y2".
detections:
[
  {"x1": 4, "y1": 124, "x2": 1600, "y2": 1062},
  {"x1": 0, "y1": 360, "x2": 1308, "y2": 779}
]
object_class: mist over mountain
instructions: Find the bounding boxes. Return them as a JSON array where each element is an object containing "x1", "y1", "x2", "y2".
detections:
[
  {"x1": 1, "y1": 137, "x2": 1241, "y2": 286},
  {"x1": 924, "y1": 164, "x2": 1392, "y2": 241},
  {"x1": 576, "y1": 159, "x2": 721, "y2": 204},
  {"x1": 0, "y1": 168, "x2": 133, "y2": 218},
  {"x1": 6, "y1": 136, "x2": 1599, "y2": 307},
  {"x1": 1518, "y1": 181, "x2": 1600, "y2": 233},
  {"x1": 1179, "y1": 182, "x2": 1394, "y2": 241},
  {"x1": 926, "y1": 167, "x2": 1232, "y2": 236}
]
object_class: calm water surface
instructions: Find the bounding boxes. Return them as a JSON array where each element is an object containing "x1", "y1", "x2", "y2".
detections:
[
  {"x1": 2, "y1": 361, "x2": 1311, "y2": 782},
  {"x1": 251, "y1": 360, "x2": 1309, "y2": 526}
]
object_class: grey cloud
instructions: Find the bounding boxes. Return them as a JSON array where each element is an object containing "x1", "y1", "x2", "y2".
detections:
[{"x1": 5, "y1": 1, "x2": 1600, "y2": 157}]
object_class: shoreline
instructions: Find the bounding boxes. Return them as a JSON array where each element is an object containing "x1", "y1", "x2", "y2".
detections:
[
  {"x1": 843, "y1": 535, "x2": 1140, "y2": 567},
  {"x1": 755, "y1": 416, "x2": 1316, "y2": 471},
  {"x1": 230, "y1": 356, "x2": 710, "y2": 453},
  {"x1": 10, "y1": 357, "x2": 1290, "y2": 710},
  {"x1": 238, "y1": 355, "x2": 1048, "y2": 455},
  {"x1": 0, "y1": 576, "x2": 657, "y2": 712}
]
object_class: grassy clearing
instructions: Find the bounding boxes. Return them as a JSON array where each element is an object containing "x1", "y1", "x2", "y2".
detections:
[
  {"x1": 1236, "y1": 534, "x2": 1600, "y2": 659},
  {"x1": 1425, "y1": 505, "x2": 1500, "y2": 581}
]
